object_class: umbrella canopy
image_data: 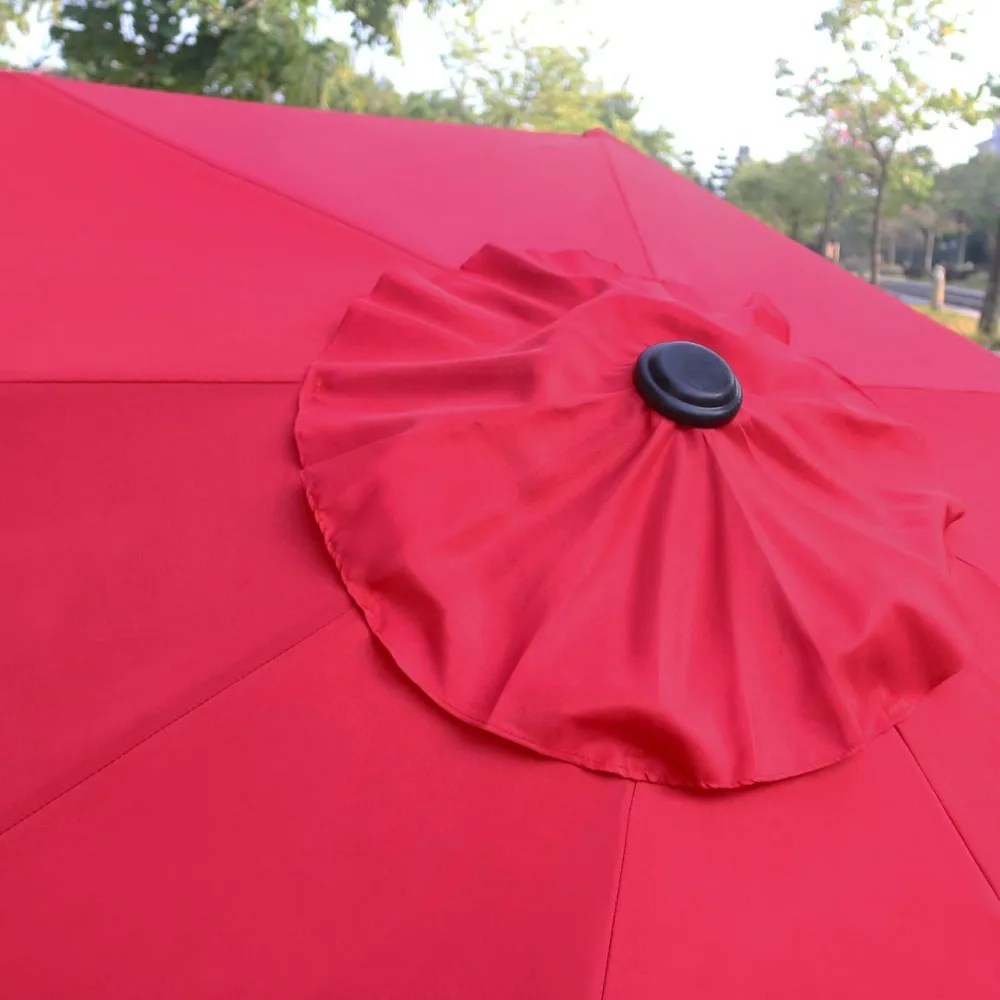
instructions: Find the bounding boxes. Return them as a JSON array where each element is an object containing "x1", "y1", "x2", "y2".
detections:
[{"x1": 3, "y1": 70, "x2": 1000, "y2": 999}]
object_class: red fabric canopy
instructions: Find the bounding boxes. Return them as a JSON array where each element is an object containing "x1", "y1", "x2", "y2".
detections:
[
  {"x1": 298, "y1": 244, "x2": 969, "y2": 789},
  {"x1": 3, "y1": 70, "x2": 1000, "y2": 999}
]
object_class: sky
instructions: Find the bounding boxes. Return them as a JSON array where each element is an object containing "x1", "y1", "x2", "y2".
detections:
[
  {"x1": 6, "y1": 0, "x2": 1000, "y2": 171},
  {"x1": 370, "y1": 0, "x2": 1000, "y2": 171}
]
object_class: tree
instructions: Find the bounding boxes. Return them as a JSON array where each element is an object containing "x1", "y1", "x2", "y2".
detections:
[
  {"x1": 809, "y1": 123, "x2": 869, "y2": 256},
  {"x1": 400, "y1": 88, "x2": 473, "y2": 123},
  {"x1": 937, "y1": 153, "x2": 1000, "y2": 252},
  {"x1": 983, "y1": 218, "x2": 1000, "y2": 339},
  {"x1": 710, "y1": 146, "x2": 749, "y2": 199},
  {"x1": 777, "y1": 0, "x2": 990, "y2": 286},
  {"x1": 11, "y1": 0, "x2": 680, "y2": 165},
  {"x1": 727, "y1": 152, "x2": 829, "y2": 243},
  {"x1": 0, "y1": 0, "x2": 50, "y2": 44},
  {"x1": 708, "y1": 148, "x2": 732, "y2": 196},
  {"x1": 43, "y1": 1, "x2": 474, "y2": 105},
  {"x1": 4, "y1": 0, "x2": 471, "y2": 47},
  {"x1": 436, "y1": 13, "x2": 674, "y2": 161},
  {"x1": 881, "y1": 145, "x2": 939, "y2": 272},
  {"x1": 934, "y1": 149, "x2": 1000, "y2": 336},
  {"x1": 678, "y1": 149, "x2": 703, "y2": 185}
]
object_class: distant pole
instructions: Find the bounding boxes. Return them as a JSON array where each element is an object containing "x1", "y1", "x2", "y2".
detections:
[{"x1": 930, "y1": 264, "x2": 946, "y2": 311}]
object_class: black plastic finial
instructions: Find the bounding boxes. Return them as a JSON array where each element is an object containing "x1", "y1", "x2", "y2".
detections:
[{"x1": 633, "y1": 341, "x2": 742, "y2": 428}]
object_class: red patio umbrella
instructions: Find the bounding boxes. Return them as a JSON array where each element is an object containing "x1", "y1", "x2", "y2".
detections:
[{"x1": 3, "y1": 70, "x2": 1000, "y2": 999}]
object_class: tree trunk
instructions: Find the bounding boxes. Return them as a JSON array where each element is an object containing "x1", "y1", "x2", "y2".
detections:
[
  {"x1": 979, "y1": 216, "x2": 1000, "y2": 341},
  {"x1": 819, "y1": 178, "x2": 839, "y2": 257},
  {"x1": 870, "y1": 163, "x2": 889, "y2": 286},
  {"x1": 957, "y1": 228, "x2": 968, "y2": 267},
  {"x1": 885, "y1": 233, "x2": 897, "y2": 267},
  {"x1": 922, "y1": 229, "x2": 935, "y2": 276}
]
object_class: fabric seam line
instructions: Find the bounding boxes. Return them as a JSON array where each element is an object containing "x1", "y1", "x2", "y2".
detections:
[
  {"x1": 895, "y1": 727, "x2": 1000, "y2": 903},
  {"x1": 0, "y1": 378, "x2": 303, "y2": 385},
  {"x1": 601, "y1": 781, "x2": 637, "y2": 1000},
  {"x1": 859, "y1": 383, "x2": 1000, "y2": 396},
  {"x1": 591, "y1": 133, "x2": 658, "y2": 281},
  {"x1": 27, "y1": 74, "x2": 446, "y2": 272},
  {"x1": 0, "y1": 605, "x2": 352, "y2": 842},
  {"x1": 16, "y1": 79, "x2": 1000, "y2": 398}
]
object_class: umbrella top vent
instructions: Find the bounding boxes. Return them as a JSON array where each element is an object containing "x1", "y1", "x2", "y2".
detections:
[
  {"x1": 633, "y1": 341, "x2": 742, "y2": 428},
  {"x1": 296, "y1": 245, "x2": 969, "y2": 790}
]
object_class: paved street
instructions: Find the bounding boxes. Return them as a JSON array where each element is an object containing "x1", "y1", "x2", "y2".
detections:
[{"x1": 880, "y1": 277, "x2": 985, "y2": 313}]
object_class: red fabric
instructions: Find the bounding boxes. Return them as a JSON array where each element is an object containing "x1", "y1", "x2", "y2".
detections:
[
  {"x1": 602, "y1": 726, "x2": 1000, "y2": 1000},
  {"x1": 0, "y1": 383, "x2": 346, "y2": 832},
  {"x1": 0, "y1": 610, "x2": 630, "y2": 1000},
  {"x1": 297, "y1": 246, "x2": 969, "y2": 788},
  {"x1": 39, "y1": 74, "x2": 652, "y2": 275},
  {"x1": 0, "y1": 73, "x2": 432, "y2": 382},
  {"x1": 0, "y1": 77, "x2": 633, "y2": 998},
  {"x1": 869, "y1": 387, "x2": 1000, "y2": 894},
  {"x1": 4, "y1": 73, "x2": 1000, "y2": 999}
]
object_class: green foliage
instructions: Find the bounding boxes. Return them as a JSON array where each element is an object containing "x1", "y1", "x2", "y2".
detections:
[
  {"x1": 707, "y1": 148, "x2": 732, "y2": 196},
  {"x1": 53, "y1": 1, "x2": 230, "y2": 94},
  {"x1": 885, "y1": 145, "x2": 935, "y2": 206},
  {"x1": 0, "y1": 0, "x2": 52, "y2": 44},
  {"x1": 727, "y1": 153, "x2": 829, "y2": 242},
  {"x1": 912, "y1": 303, "x2": 984, "y2": 342},
  {"x1": 336, "y1": 0, "x2": 473, "y2": 53},
  {"x1": 399, "y1": 88, "x2": 474, "y2": 123},
  {"x1": 4, "y1": 0, "x2": 470, "y2": 49},
  {"x1": 437, "y1": 14, "x2": 673, "y2": 161},
  {"x1": 677, "y1": 149, "x2": 702, "y2": 184},
  {"x1": 777, "y1": 0, "x2": 992, "y2": 283},
  {"x1": 44, "y1": 1, "x2": 472, "y2": 103},
  {"x1": 937, "y1": 152, "x2": 1000, "y2": 236}
]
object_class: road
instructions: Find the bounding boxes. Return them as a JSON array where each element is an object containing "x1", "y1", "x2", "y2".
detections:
[{"x1": 880, "y1": 277, "x2": 985, "y2": 313}]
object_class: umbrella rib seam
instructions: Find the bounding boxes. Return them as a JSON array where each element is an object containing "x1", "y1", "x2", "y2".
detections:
[
  {"x1": 601, "y1": 781, "x2": 637, "y2": 1000},
  {"x1": 591, "y1": 134, "x2": 659, "y2": 282},
  {"x1": 0, "y1": 605, "x2": 351, "y2": 842},
  {"x1": 895, "y1": 727, "x2": 1000, "y2": 903},
  {"x1": 0, "y1": 378, "x2": 303, "y2": 385},
  {"x1": 859, "y1": 383, "x2": 1000, "y2": 396},
  {"x1": 26, "y1": 74, "x2": 445, "y2": 272}
]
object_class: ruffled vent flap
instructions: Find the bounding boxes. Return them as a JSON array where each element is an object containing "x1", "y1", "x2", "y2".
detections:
[{"x1": 296, "y1": 247, "x2": 967, "y2": 788}]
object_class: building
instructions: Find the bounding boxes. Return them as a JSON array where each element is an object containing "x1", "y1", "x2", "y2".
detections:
[{"x1": 976, "y1": 120, "x2": 1000, "y2": 156}]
